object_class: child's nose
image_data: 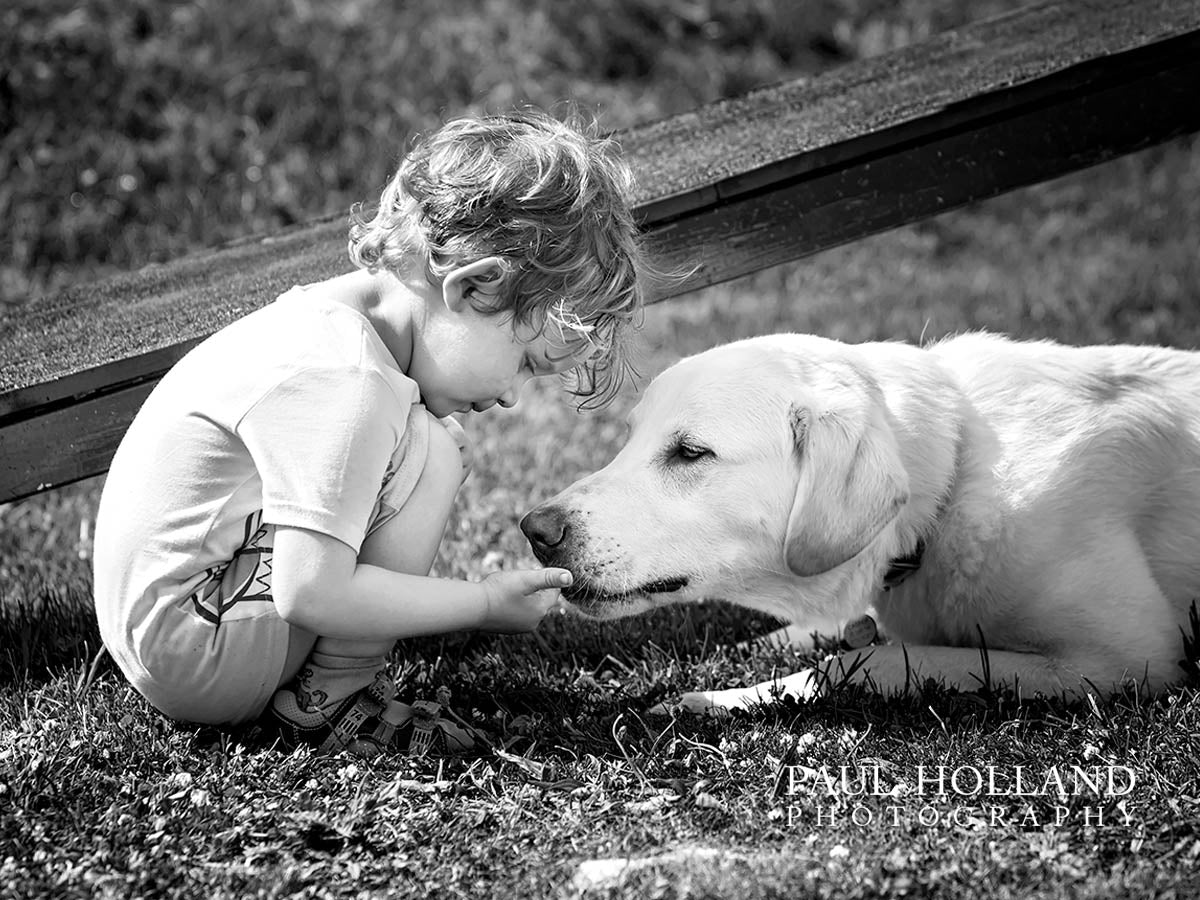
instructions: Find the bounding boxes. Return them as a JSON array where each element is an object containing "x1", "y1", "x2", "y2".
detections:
[
  {"x1": 499, "y1": 370, "x2": 532, "y2": 408},
  {"x1": 497, "y1": 383, "x2": 522, "y2": 408}
]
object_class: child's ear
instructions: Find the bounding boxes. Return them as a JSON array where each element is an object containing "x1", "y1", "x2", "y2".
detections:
[{"x1": 442, "y1": 256, "x2": 505, "y2": 312}]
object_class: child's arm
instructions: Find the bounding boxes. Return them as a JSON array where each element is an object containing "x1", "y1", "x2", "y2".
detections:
[{"x1": 270, "y1": 524, "x2": 569, "y2": 640}]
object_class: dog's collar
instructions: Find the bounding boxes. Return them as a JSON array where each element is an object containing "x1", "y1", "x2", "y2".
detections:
[
  {"x1": 835, "y1": 546, "x2": 922, "y2": 654},
  {"x1": 881, "y1": 538, "x2": 925, "y2": 591},
  {"x1": 839, "y1": 540, "x2": 925, "y2": 651}
]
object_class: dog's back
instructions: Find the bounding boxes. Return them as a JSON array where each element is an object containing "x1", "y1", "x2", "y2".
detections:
[{"x1": 890, "y1": 333, "x2": 1200, "y2": 686}]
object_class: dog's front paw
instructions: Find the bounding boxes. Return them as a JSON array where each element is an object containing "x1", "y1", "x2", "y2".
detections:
[
  {"x1": 647, "y1": 671, "x2": 824, "y2": 717},
  {"x1": 648, "y1": 687, "x2": 768, "y2": 717}
]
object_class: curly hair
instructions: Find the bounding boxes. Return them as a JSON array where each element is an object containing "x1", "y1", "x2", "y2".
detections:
[{"x1": 348, "y1": 108, "x2": 653, "y2": 408}]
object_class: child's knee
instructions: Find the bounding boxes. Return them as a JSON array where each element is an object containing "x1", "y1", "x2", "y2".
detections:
[{"x1": 424, "y1": 413, "x2": 469, "y2": 493}]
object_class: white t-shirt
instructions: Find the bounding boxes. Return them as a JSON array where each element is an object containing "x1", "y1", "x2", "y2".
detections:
[{"x1": 93, "y1": 286, "x2": 428, "y2": 721}]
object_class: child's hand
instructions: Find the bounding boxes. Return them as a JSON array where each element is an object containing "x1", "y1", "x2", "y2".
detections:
[
  {"x1": 480, "y1": 568, "x2": 573, "y2": 633},
  {"x1": 437, "y1": 415, "x2": 472, "y2": 484}
]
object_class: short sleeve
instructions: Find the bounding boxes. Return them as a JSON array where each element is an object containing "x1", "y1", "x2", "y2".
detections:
[{"x1": 237, "y1": 367, "x2": 402, "y2": 551}]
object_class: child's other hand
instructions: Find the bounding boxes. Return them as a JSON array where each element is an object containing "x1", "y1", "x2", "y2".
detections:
[
  {"x1": 481, "y1": 568, "x2": 573, "y2": 633},
  {"x1": 437, "y1": 415, "x2": 472, "y2": 484}
]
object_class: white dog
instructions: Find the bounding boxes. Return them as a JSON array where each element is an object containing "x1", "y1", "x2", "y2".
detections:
[{"x1": 521, "y1": 333, "x2": 1200, "y2": 713}]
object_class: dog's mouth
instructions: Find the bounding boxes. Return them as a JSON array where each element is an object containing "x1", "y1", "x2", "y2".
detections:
[
  {"x1": 562, "y1": 575, "x2": 690, "y2": 614},
  {"x1": 640, "y1": 577, "x2": 688, "y2": 595}
]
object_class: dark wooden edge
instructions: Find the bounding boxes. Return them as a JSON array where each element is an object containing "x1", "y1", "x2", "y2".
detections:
[
  {"x1": 0, "y1": 341, "x2": 204, "y2": 425},
  {"x1": 1, "y1": 382, "x2": 158, "y2": 501}
]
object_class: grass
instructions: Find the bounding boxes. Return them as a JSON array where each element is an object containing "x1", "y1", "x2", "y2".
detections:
[{"x1": 4, "y1": 0, "x2": 1200, "y2": 897}]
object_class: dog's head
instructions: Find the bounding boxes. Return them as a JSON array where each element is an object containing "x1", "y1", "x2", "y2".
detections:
[{"x1": 520, "y1": 334, "x2": 909, "y2": 622}]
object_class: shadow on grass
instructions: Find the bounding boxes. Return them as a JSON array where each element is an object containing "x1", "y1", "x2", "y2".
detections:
[
  {"x1": 0, "y1": 574, "x2": 98, "y2": 683},
  {"x1": 368, "y1": 602, "x2": 1163, "y2": 763}
]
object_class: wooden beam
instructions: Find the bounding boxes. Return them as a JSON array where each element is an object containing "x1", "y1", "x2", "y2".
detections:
[
  {"x1": 2, "y1": 0, "x2": 1198, "y2": 502},
  {"x1": 641, "y1": 30, "x2": 1200, "y2": 292},
  {"x1": 1, "y1": 382, "x2": 158, "y2": 500}
]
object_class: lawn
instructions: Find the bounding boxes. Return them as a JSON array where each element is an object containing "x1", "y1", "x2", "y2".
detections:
[{"x1": 3, "y1": 1, "x2": 1200, "y2": 898}]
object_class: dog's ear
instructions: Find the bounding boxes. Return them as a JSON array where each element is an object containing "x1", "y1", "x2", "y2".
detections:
[{"x1": 784, "y1": 401, "x2": 908, "y2": 577}]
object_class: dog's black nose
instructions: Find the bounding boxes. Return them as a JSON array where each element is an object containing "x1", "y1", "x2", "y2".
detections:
[{"x1": 520, "y1": 505, "x2": 570, "y2": 564}]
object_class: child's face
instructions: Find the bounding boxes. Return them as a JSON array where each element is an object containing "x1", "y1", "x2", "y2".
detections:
[{"x1": 412, "y1": 302, "x2": 586, "y2": 418}]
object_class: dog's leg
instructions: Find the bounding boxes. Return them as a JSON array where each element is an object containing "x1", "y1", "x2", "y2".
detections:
[
  {"x1": 819, "y1": 644, "x2": 1073, "y2": 697},
  {"x1": 745, "y1": 611, "x2": 882, "y2": 652},
  {"x1": 649, "y1": 644, "x2": 1097, "y2": 716}
]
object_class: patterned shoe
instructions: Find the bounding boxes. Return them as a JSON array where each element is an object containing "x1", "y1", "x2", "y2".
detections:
[{"x1": 264, "y1": 671, "x2": 486, "y2": 758}]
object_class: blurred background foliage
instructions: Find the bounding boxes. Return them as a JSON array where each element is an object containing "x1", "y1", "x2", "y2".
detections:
[{"x1": 1, "y1": 0, "x2": 1023, "y2": 306}]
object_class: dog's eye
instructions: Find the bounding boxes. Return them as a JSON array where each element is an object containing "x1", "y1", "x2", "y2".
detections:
[{"x1": 676, "y1": 442, "x2": 712, "y2": 461}]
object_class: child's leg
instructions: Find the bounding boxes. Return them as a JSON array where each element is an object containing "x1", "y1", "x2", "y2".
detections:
[
  {"x1": 268, "y1": 416, "x2": 478, "y2": 753},
  {"x1": 286, "y1": 417, "x2": 460, "y2": 702}
]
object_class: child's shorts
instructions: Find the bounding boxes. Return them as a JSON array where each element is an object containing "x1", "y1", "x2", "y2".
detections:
[{"x1": 123, "y1": 419, "x2": 432, "y2": 726}]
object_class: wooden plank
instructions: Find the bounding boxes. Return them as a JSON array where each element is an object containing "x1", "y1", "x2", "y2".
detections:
[
  {"x1": 0, "y1": 218, "x2": 348, "y2": 418},
  {"x1": 618, "y1": 0, "x2": 1200, "y2": 223},
  {"x1": 645, "y1": 40, "x2": 1200, "y2": 292},
  {"x1": 1, "y1": 0, "x2": 1198, "y2": 502},
  {"x1": 0, "y1": 341, "x2": 203, "y2": 422}
]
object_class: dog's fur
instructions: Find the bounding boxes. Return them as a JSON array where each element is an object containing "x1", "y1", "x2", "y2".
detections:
[{"x1": 521, "y1": 333, "x2": 1200, "y2": 712}]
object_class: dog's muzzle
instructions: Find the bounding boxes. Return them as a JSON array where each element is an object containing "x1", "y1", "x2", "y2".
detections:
[{"x1": 521, "y1": 503, "x2": 691, "y2": 607}]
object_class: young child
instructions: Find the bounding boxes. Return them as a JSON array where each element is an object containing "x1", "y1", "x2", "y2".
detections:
[{"x1": 93, "y1": 109, "x2": 650, "y2": 757}]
